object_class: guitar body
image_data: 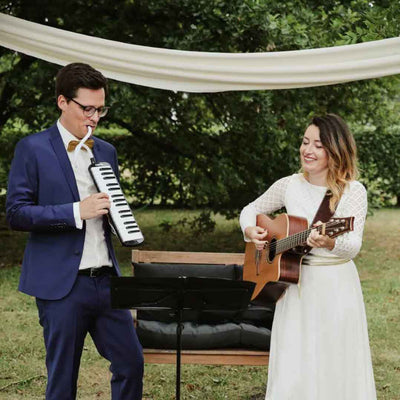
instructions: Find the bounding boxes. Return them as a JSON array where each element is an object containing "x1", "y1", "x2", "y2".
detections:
[{"x1": 243, "y1": 213, "x2": 309, "y2": 300}]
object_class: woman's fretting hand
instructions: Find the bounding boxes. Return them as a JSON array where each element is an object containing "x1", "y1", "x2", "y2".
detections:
[{"x1": 307, "y1": 221, "x2": 336, "y2": 250}]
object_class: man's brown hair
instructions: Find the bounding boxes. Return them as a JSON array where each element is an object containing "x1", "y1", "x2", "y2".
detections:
[{"x1": 55, "y1": 63, "x2": 108, "y2": 101}]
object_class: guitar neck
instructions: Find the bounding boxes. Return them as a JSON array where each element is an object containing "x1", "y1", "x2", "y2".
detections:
[
  {"x1": 273, "y1": 217, "x2": 352, "y2": 254},
  {"x1": 276, "y1": 227, "x2": 314, "y2": 254}
]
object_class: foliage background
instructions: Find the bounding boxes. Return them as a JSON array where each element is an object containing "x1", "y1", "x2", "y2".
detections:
[{"x1": 0, "y1": 0, "x2": 399, "y2": 220}]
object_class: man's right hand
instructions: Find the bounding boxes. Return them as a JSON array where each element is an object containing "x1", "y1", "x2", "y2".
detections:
[
  {"x1": 244, "y1": 226, "x2": 269, "y2": 250},
  {"x1": 80, "y1": 193, "x2": 111, "y2": 220}
]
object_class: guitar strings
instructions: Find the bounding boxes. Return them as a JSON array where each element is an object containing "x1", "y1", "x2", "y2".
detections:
[
  {"x1": 269, "y1": 222, "x2": 340, "y2": 252},
  {"x1": 265, "y1": 221, "x2": 346, "y2": 253}
]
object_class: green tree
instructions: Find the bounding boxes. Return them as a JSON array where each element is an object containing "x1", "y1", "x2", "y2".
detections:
[{"x1": 1, "y1": 0, "x2": 399, "y2": 217}]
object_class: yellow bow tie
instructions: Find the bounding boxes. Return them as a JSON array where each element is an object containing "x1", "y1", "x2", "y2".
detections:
[{"x1": 67, "y1": 139, "x2": 94, "y2": 152}]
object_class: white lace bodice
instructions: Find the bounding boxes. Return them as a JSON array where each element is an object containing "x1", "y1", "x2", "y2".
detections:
[{"x1": 240, "y1": 173, "x2": 368, "y2": 259}]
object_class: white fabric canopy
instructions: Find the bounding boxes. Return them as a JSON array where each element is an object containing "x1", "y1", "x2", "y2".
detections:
[{"x1": 0, "y1": 12, "x2": 399, "y2": 93}]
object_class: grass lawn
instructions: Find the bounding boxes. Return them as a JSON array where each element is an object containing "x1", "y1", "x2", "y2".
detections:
[{"x1": 0, "y1": 208, "x2": 399, "y2": 399}]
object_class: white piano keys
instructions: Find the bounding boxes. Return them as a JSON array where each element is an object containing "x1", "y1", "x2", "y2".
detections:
[{"x1": 89, "y1": 161, "x2": 144, "y2": 247}]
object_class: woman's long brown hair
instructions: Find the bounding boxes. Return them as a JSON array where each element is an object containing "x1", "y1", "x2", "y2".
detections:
[{"x1": 304, "y1": 113, "x2": 359, "y2": 212}]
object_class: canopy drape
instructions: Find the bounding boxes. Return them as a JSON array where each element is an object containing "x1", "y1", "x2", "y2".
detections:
[{"x1": 0, "y1": 12, "x2": 399, "y2": 92}]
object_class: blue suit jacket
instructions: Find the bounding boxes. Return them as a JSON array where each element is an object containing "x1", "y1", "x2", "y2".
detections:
[{"x1": 6, "y1": 124, "x2": 121, "y2": 300}]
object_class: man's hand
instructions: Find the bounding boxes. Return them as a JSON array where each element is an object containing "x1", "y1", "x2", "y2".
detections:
[
  {"x1": 244, "y1": 226, "x2": 268, "y2": 250},
  {"x1": 80, "y1": 193, "x2": 111, "y2": 220},
  {"x1": 307, "y1": 221, "x2": 336, "y2": 250}
]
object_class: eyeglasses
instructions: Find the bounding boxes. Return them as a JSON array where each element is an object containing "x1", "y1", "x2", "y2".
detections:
[{"x1": 68, "y1": 97, "x2": 110, "y2": 118}]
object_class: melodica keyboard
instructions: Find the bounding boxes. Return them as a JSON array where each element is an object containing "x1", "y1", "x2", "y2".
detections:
[{"x1": 89, "y1": 161, "x2": 144, "y2": 247}]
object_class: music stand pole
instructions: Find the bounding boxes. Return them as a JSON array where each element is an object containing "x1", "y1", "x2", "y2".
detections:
[
  {"x1": 110, "y1": 276, "x2": 255, "y2": 400},
  {"x1": 176, "y1": 291, "x2": 183, "y2": 400}
]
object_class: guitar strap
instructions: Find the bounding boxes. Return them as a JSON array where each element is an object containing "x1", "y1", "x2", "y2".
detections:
[{"x1": 300, "y1": 190, "x2": 335, "y2": 256}]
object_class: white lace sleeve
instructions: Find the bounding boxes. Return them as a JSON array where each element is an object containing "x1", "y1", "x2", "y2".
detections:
[
  {"x1": 240, "y1": 176, "x2": 290, "y2": 240},
  {"x1": 330, "y1": 181, "x2": 367, "y2": 259}
]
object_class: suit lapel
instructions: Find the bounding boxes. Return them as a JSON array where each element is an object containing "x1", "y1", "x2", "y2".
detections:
[
  {"x1": 49, "y1": 125, "x2": 80, "y2": 201},
  {"x1": 92, "y1": 139, "x2": 107, "y2": 164},
  {"x1": 92, "y1": 139, "x2": 115, "y2": 170},
  {"x1": 92, "y1": 140, "x2": 101, "y2": 164}
]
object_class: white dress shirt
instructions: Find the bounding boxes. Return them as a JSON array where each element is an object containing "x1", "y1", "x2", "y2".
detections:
[{"x1": 57, "y1": 120, "x2": 112, "y2": 270}]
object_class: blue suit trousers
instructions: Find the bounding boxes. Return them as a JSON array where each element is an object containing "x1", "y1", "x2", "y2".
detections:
[{"x1": 36, "y1": 274, "x2": 143, "y2": 400}]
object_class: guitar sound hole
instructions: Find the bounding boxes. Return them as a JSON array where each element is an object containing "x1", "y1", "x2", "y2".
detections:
[{"x1": 267, "y1": 238, "x2": 277, "y2": 263}]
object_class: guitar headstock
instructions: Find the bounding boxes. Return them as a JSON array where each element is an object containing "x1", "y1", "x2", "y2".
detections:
[{"x1": 319, "y1": 217, "x2": 354, "y2": 238}]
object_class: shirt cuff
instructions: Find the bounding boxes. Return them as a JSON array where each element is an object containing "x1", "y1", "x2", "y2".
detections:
[{"x1": 73, "y1": 202, "x2": 83, "y2": 229}]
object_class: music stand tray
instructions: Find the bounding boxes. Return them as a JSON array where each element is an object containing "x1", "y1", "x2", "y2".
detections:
[{"x1": 111, "y1": 276, "x2": 255, "y2": 400}]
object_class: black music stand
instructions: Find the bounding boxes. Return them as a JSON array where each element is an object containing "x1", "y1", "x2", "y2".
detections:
[{"x1": 110, "y1": 276, "x2": 255, "y2": 400}]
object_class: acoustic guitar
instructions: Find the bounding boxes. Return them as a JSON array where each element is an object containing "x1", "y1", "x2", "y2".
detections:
[{"x1": 243, "y1": 214, "x2": 354, "y2": 300}]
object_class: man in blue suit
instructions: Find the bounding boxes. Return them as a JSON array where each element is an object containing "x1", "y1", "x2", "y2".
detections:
[{"x1": 6, "y1": 63, "x2": 143, "y2": 400}]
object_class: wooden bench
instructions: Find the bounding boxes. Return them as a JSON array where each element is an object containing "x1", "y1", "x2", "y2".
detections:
[{"x1": 132, "y1": 250, "x2": 270, "y2": 366}]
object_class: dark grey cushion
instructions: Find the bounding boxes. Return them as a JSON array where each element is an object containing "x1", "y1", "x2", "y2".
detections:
[
  {"x1": 239, "y1": 323, "x2": 271, "y2": 350},
  {"x1": 137, "y1": 320, "x2": 270, "y2": 350},
  {"x1": 133, "y1": 262, "x2": 249, "y2": 323},
  {"x1": 133, "y1": 261, "x2": 274, "y2": 351},
  {"x1": 238, "y1": 305, "x2": 275, "y2": 328},
  {"x1": 136, "y1": 305, "x2": 274, "y2": 328},
  {"x1": 133, "y1": 262, "x2": 242, "y2": 280}
]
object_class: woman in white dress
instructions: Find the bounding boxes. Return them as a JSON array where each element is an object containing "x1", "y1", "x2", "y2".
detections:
[{"x1": 240, "y1": 114, "x2": 376, "y2": 400}]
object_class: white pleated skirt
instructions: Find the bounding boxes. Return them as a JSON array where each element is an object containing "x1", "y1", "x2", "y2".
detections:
[{"x1": 266, "y1": 260, "x2": 376, "y2": 400}]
